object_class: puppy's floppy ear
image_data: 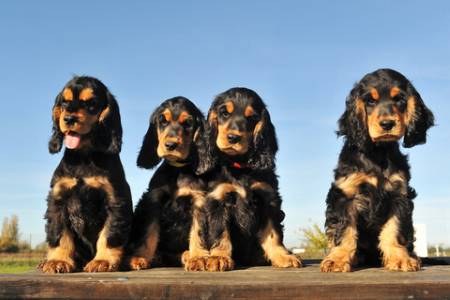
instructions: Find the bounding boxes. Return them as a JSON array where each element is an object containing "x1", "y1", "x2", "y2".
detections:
[
  {"x1": 403, "y1": 86, "x2": 434, "y2": 148},
  {"x1": 193, "y1": 114, "x2": 215, "y2": 175},
  {"x1": 48, "y1": 93, "x2": 64, "y2": 154},
  {"x1": 248, "y1": 108, "x2": 278, "y2": 171},
  {"x1": 96, "y1": 90, "x2": 123, "y2": 154},
  {"x1": 137, "y1": 110, "x2": 161, "y2": 169},
  {"x1": 337, "y1": 84, "x2": 369, "y2": 148},
  {"x1": 194, "y1": 108, "x2": 218, "y2": 174}
]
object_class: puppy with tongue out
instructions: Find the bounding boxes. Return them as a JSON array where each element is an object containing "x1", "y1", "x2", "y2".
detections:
[
  {"x1": 40, "y1": 76, "x2": 132, "y2": 274},
  {"x1": 56, "y1": 83, "x2": 106, "y2": 152}
]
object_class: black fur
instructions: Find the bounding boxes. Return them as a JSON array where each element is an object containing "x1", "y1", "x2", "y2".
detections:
[
  {"x1": 128, "y1": 97, "x2": 209, "y2": 267},
  {"x1": 325, "y1": 69, "x2": 434, "y2": 269},
  {"x1": 203, "y1": 87, "x2": 290, "y2": 267},
  {"x1": 42, "y1": 76, "x2": 132, "y2": 272}
]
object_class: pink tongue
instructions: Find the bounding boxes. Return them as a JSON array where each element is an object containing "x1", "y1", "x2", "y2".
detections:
[{"x1": 65, "y1": 133, "x2": 81, "y2": 149}]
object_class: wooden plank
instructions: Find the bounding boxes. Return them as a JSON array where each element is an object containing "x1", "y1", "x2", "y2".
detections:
[{"x1": 1, "y1": 264, "x2": 450, "y2": 300}]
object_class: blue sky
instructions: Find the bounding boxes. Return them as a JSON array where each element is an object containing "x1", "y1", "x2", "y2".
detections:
[{"x1": 0, "y1": 1, "x2": 449, "y2": 248}]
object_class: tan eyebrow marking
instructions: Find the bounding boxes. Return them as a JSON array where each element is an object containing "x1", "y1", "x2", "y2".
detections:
[
  {"x1": 79, "y1": 88, "x2": 94, "y2": 101},
  {"x1": 62, "y1": 88, "x2": 73, "y2": 101},
  {"x1": 244, "y1": 106, "x2": 255, "y2": 117},
  {"x1": 178, "y1": 111, "x2": 190, "y2": 123},
  {"x1": 390, "y1": 87, "x2": 400, "y2": 98},
  {"x1": 225, "y1": 101, "x2": 234, "y2": 114},
  {"x1": 370, "y1": 88, "x2": 380, "y2": 100},
  {"x1": 162, "y1": 109, "x2": 172, "y2": 122}
]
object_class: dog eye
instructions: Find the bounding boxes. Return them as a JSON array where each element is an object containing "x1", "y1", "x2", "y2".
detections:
[
  {"x1": 219, "y1": 107, "x2": 230, "y2": 118},
  {"x1": 183, "y1": 118, "x2": 193, "y2": 128},
  {"x1": 246, "y1": 113, "x2": 259, "y2": 122},
  {"x1": 393, "y1": 95, "x2": 406, "y2": 103},
  {"x1": 159, "y1": 114, "x2": 168, "y2": 125},
  {"x1": 366, "y1": 97, "x2": 377, "y2": 106},
  {"x1": 87, "y1": 104, "x2": 97, "y2": 114}
]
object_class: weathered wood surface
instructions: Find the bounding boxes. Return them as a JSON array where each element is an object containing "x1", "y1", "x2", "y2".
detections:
[{"x1": 1, "y1": 263, "x2": 450, "y2": 300}]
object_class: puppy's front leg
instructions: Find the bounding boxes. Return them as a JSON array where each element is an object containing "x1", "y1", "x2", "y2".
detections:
[
  {"x1": 204, "y1": 183, "x2": 238, "y2": 271},
  {"x1": 84, "y1": 225, "x2": 124, "y2": 272},
  {"x1": 252, "y1": 182, "x2": 301, "y2": 268},
  {"x1": 379, "y1": 215, "x2": 420, "y2": 271},
  {"x1": 179, "y1": 188, "x2": 209, "y2": 271},
  {"x1": 206, "y1": 230, "x2": 234, "y2": 272},
  {"x1": 127, "y1": 189, "x2": 162, "y2": 270},
  {"x1": 258, "y1": 220, "x2": 302, "y2": 268},
  {"x1": 128, "y1": 221, "x2": 159, "y2": 270},
  {"x1": 40, "y1": 229, "x2": 76, "y2": 273},
  {"x1": 321, "y1": 184, "x2": 361, "y2": 272},
  {"x1": 83, "y1": 177, "x2": 131, "y2": 272},
  {"x1": 40, "y1": 177, "x2": 77, "y2": 273}
]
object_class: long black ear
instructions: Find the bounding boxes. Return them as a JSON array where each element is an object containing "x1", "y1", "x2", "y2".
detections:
[
  {"x1": 194, "y1": 114, "x2": 215, "y2": 175},
  {"x1": 337, "y1": 85, "x2": 369, "y2": 148},
  {"x1": 97, "y1": 90, "x2": 123, "y2": 154},
  {"x1": 195, "y1": 108, "x2": 219, "y2": 174},
  {"x1": 48, "y1": 93, "x2": 64, "y2": 154},
  {"x1": 248, "y1": 108, "x2": 278, "y2": 171},
  {"x1": 403, "y1": 86, "x2": 435, "y2": 148},
  {"x1": 136, "y1": 110, "x2": 161, "y2": 169}
]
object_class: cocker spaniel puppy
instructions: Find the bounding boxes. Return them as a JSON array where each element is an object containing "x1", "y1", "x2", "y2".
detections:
[
  {"x1": 40, "y1": 76, "x2": 132, "y2": 273},
  {"x1": 321, "y1": 68, "x2": 434, "y2": 272},
  {"x1": 201, "y1": 87, "x2": 302, "y2": 271},
  {"x1": 127, "y1": 97, "x2": 210, "y2": 271}
]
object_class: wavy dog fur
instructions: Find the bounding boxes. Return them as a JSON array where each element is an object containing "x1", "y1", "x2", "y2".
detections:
[
  {"x1": 321, "y1": 69, "x2": 434, "y2": 272},
  {"x1": 127, "y1": 97, "x2": 211, "y2": 271},
  {"x1": 40, "y1": 76, "x2": 132, "y2": 273},
  {"x1": 200, "y1": 87, "x2": 301, "y2": 271}
]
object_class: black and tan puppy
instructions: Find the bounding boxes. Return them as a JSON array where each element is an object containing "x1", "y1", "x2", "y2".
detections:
[
  {"x1": 40, "y1": 76, "x2": 132, "y2": 273},
  {"x1": 321, "y1": 69, "x2": 434, "y2": 272},
  {"x1": 201, "y1": 87, "x2": 302, "y2": 271},
  {"x1": 127, "y1": 97, "x2": 210, "y2": 271}
]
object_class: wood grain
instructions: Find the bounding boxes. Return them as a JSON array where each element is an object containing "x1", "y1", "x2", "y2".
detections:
[{"x1": 1, "y1": 263, "x2": 450, "y2": 299}]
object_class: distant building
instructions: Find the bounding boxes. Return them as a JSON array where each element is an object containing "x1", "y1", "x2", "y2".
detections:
[
  {"x1": 291, "y1": 248, "x2": 305, "y2": 255},
  {"x1": 414, "y1": 223, "x2": 428, "y2": 257}
]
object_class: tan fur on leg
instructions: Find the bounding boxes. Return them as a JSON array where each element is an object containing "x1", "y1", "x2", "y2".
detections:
[
  {"x1": 82, "y1": 176, "x2": 124, "y2": 272},
  {"x1": 176, "y1": 187, "x2": 209, "y2": 271},
  {"x1": 40, "y1": 230, "x2": 76, "y2": 273},
  {"x1": 84, "y1": 226, "x2": 123, "y2": 272},
  {"x1": 379, "y1": 216, "x2": 420, "y2": 272},
  {"x1": 321, "y1": 224, "x2": 358, "y2": 272},
  {"x1": 259, "y1": 220, "x2": 301, "y2": 268},
  {"x1": 206, "y1": 231, "x2": 234, "y2": 272},
  {"x1": 183, "y1": 213, "x2": 209, "y2": 271},
  {"x1": 129, "y1": 222, "x2": 159, "y2": 270}
]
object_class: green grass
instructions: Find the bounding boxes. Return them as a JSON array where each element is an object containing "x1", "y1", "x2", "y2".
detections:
[
  {"x1": 0, "y1": 262, "x2": 39, "y2": 274},
  {"x1": 0, "y1": 253, "x2": 43, "y2": 274}
]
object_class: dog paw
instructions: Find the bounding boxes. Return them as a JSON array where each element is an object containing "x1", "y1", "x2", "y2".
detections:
[
  {"x1": 320, "y1": 256, "x2": 352, "y2": 272},
  {"x1": 39, "y1": 260, "x2": 75, "y2": 274},
  {"x1": 384, "y1": 256, "x2": 421, "y2": 272},
  {"x1": 184, "y1": 256, "x2": 208, "y2": 271},
  {"x1": 84, "y1": 259, "x2": 118, "y2": 272},
  {"x1": 129, "y1": 257, "x2": 150, "y2": 270},
  {"x1": 206, "y1": 256, "x2": 234, "y2": 272},
  {"x1": 271, "y1": 254, "x2": 302, "y2": 268}
]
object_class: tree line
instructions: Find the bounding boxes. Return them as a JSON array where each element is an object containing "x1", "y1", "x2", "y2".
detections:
[{"x1": 0, "y1": 215, "x2": 46, "y2": 253}]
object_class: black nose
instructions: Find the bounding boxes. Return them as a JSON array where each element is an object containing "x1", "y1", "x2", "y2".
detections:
[
  {"x1": 64, "y1": 115, "x2": 78, "y2": 126},
  {"x1": 227, "y1": 134, "x2": 241, "y2": 144},
  {"x1": 379, "y1": 120, "x2": 396, "y2": 131},
  {"x1": 165, "y1": 141, "x2": 178, "y2": 151}
]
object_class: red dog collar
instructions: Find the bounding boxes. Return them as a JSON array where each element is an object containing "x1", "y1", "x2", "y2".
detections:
[{"x1": 232, "y1": 162, "x2": 247, "y2": 169}]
